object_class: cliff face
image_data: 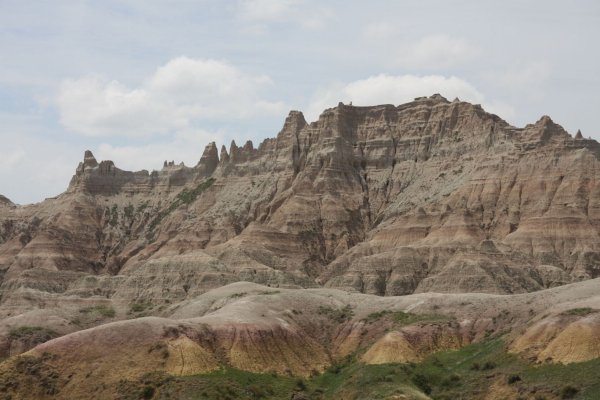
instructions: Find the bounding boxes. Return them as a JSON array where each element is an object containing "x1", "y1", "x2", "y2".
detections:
[{"x1": 1, "y1": 94, "x2": 600, "y2": 314}]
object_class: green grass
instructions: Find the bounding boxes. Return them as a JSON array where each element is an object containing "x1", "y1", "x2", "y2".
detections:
[
  {"x1": 109, "y1": 204, "x2": 119, "y2": 226},
  {"x1": 176, "y1": 178, "x2": 215, "y2": 205},
  {"x1": 562, "y1": 307, "x2": 598, "y2": 317},
  {"x1": 363, "y1": 310, "x2": 450, "y2": 326},
  {"x1": 124, "y1": 204, "x2": 134, "y2": 219},
  {"x1": 117, "y1": 368, "x2": 300, "y2": 400},
  {"x1": 151, "y1": 338, "x2": 600, "y2": 399},
  {"x1": 9, "y1": 334, "x2": 599, "y2": 399},
  {"x1": 404, "y1": 337, "x2": 600, "y2": 399},
  {"x1": 147, "y1": 178, "x2": 215, "y2": 235},
  {"x1": 8, "y1": 326, "x2": 58, "y2": 343},
  {"x1": 129, "y1": 302, "x2": 151, "y2": 313},
  {"x1": 317, "y1": 305, "x2": 354, "y2": 323},
  {"x1": 79, "y1": 304, "x2": 116, "y2": 318}
]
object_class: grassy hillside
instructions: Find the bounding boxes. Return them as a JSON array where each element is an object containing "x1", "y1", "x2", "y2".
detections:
[{"x1": 112, "y1": 336, "x2": 600, "y2": 400}]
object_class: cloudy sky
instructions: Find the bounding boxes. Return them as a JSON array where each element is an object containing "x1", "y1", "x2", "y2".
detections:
[{"x1": 1, "y1": 1, "x2": 599, "y2": 204}]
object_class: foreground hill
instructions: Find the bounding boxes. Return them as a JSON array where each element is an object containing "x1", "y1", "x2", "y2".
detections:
[{"x1": 1, "y1": 279, "x2": 600, "y2": 399}]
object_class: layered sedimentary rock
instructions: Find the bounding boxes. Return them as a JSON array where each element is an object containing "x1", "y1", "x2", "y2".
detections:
[
  {"x1": 2, "y1": 94, "x2": 600, "y2": 320},
  {"x1": 2, "y1": 95, "x2": 600, "y2": 398}
]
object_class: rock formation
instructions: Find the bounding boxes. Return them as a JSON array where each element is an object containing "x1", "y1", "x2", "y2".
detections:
[
  {"x1": 1, "y1": 95, "x2": 600, "y2": 399},
  {"x1": 2, "y1": 95, "x2": 600, "y2": 305}
]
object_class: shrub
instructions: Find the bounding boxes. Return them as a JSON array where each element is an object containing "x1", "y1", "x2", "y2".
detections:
[
  {"x1": 8, "y1": 326, "x2": 58, "y2": 344},
  {"x1": 441, "y1": 373, "x2": 461, "y2": 388},
  {"x1": 562, "y1": 307, "x2": 597, "y2": 316},
  {"x1": 247, "y1": 384, "x2": 267, "y2": 398},
  {"x1": 124, "y1": 204, "x2": 134, "y2": 219},
  {"x1": 317, "y1": 305, "x2": 354, "y2": 323},
  {"x1": 411, "y1": 373, "x2": 432, "y2": 395},
  {"x1": 130, "y1": 302, "x2": 150, "y2": 313},
  {"x1": 147, "y1": 178, "x2": 215, "y2": 235},
  {"x1": 363, "y1": 310, "x2": 390, "y2": 322},
  {"x1": 560, "y1": 385, "x2": 579, "y2": 399},
  {"x1": 481, "y1": 361, "x2": 496, "y2": 370},
  {"x1": 79, "y1": 304, "x2": 115, "y2": 318},
  {"x1": 109, "y1": 204, "x2": 119, "y2": 226},
  {"x1": 141, "y1": 385, "x2": 155, "y2": 399},
  {"x1": 296, "y1": 378, "x2": 307, "y2": 390}
]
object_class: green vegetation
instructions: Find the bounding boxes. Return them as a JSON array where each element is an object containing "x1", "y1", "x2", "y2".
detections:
[
  {"x1": 130, "y1": 302, "x2": 151, "y2": 313},
  {"x1": 257, "y1": 290, "x2": 281, "y2": 296},
  {"x1": 117, "y1": 369, "x2": 299, "y2": 400},
  {"x1": 79, "y1": 304, "x2": 116, "y2": 318},
  {"x1": 8, "y1": 326, "x2": 58, "y2": 344},
  {"x1": 561, "y1": 385, "x2": 580, "y2": 399},
  {"x1": 109, "y1": 204, "x2": 119, "y2": 226},
  {"x1": 363, "y1": 310, "x2": 450, "y2": 326},
  {"x1": 562, "y1": 307, "x2": 598, "y2": 317},
  {"x1": 317, "y1": 305, "x2": 354, "y2": 323},
  {"x1": 9, "y1": 353, "x2": 60, "y2": 395},
  {"x1": 176, "y1": 178, "x2": 215, "y2": 205},
  {"x1": 6, "y1": 334, "x2": 600, "y2": 399},
  {"x1": 124, "y1": 203, "x2": 135, "y2": 219},
  {"x1": 127, "y1": 337, "x2": 600, "y2": 399},
  {"x1": 137, "y1": 200, "x2": 150, "y2": 213},
  {"x1": 147, "y1": 178, "x2": 215, "y2": 234}
]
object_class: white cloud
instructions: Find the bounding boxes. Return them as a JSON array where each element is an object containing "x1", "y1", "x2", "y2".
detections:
[
  {"x1": 306, "y1": 74, "x2": 515, "y2": 122},
  {"x1": 0, "y1": 147, "x2": 25, "y2": 169},
  {"x1": 402, "y1": 34, "x2": 479, "y2": 69},
  {"x1": 362, "y1": 22, "x2": 398, "y2": 41},
  {"x1": 236, "y1": 0, "x2": 332, "y2": 31},
  {"x1": 360, "y1": 29, "x2": 479, "y2": 69},
  {"x1": 56, "y1": 57, "x2": 286, "y2": 137},
  {"x1": 0, "y1": 131, "x2": 79, "y2": 204},
  {"x1": 496, "y1": 61, "x2": 551, "y2": 88},
  {"x1": 237, "y1": 0, "x2": 301, "y2": 22}
]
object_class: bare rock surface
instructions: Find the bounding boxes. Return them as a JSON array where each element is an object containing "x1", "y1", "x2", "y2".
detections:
[
  {"x1": 3, "y1": 96, "x2": 600, "y2": 301},
  {"x1": 2, "y1": 96, "x2": 600, "y2": 390}
]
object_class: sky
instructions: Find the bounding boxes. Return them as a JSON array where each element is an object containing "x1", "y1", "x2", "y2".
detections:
[{"x1": 1, "y1": 0, "x2": 599, "y2": 204}]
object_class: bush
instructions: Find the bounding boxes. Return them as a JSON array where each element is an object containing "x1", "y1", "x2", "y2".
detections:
[
  {"x1": 130, "y1": 303, "x2": 150, "y2": 313},
  {"x1": 142, "y1": 385, "x2": 155, "y2": 399},
  {"x1": 411, "y1": 373, "x2": 432, "y2": 395},
  {"x1": 562, "y1": 307, "x2": 597, "y2": 316},
  {"x1": 79, "y1": 304, "x2": 115, "y2": 318},
  {"x1": 481, "y1": 361, "x2": 496, "y2": 370},
  {"x1": 8, "y1": 326, "x2": 58, "y2": 344},
  {"x1": 507, "y1": 374, "x2": 521, "y2": 384},
  {"x1": 560, "y1": 385, "x2": 579, "y2": 399},
  {"x1": 296, "y1": 378, "x2": 307, "y2": 390},
  {"x1": 247, "y1": 384, "x2": 267, "y2": 398},
  {"x1": 317, "y1": 305, "x2": 354, "y2": 323},
  {"x1": 441, "y1": 373, "x2": 461, "y2": 388}
]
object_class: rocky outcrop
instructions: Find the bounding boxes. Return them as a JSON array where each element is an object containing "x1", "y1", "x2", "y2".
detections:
[
  {"x1": 2, "y1": 95, "x2": 600, "y2": 318},
  {"x1": 196, "y1": 142, "x2": 219, "y2": 175},
  {"x1": 0, "y1": 195, "x2": 13, "y2": 208}
]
